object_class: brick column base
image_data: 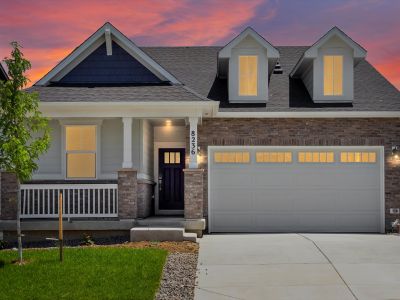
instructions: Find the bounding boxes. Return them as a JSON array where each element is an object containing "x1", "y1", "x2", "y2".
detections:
[
  {"x1": 118, "y1": 169, "x2": 137, "y2": 219},
  {"x1": 183, "y1": 169, "x2": 204, "y2": 219},
  {"x1": 0, "y1": 172, "x2": 19, "y2": 220}
]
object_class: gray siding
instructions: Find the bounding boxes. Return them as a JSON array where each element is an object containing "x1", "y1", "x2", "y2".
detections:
[
  {"x1": 100, "y1": 119, "x2": 123, "y2": 176},
  {"x1": 301, "y1": 63, "x2": 313, "y2": 98},
  {"x1": 35, "y1": 120, "x2": 62, "y2": 176}
]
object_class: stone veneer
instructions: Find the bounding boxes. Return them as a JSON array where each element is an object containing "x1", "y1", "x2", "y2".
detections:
[
  {"x1": 137, "y1": 179, "x2": 154, "y2": 218},
  {"x1": 0, "y1": 172, "x2": 18, "y2": 220},
  {"x1": 117, "y1": 168, "x2": 137, "y2": 219},
  {"x1": 193, "y1": 118, "x2": 400, "y2": 227},
  {"x1": 183, "y1": 168, "x2": 204, "y2": 219}
]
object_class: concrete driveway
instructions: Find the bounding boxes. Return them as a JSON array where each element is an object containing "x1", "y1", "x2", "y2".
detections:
[{"x1": 195, "y1": 234, "x2": 400, "y2": 300}]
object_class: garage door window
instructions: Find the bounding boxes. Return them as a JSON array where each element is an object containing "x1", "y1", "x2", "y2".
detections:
[
  {"x1": 298, "y1": 152, "x2": 334, "y2": 163},
  {"x1": 256, "y1": 152, "x2": 292, "y2": 163},
  {"x1": 340, "y1": 152, "x2": 376, "y2": 163},
  {"x1": 214, "y1": 152, "x2": 250, "y2": 163}
]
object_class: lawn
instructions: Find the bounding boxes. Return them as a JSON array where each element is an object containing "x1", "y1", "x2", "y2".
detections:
[{"x1": 0, "y1": 247, "x2": 167, "y2": 300}]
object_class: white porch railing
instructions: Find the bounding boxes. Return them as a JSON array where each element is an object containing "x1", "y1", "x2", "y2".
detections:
[{"x1": 20, "y1": 184, "x2": 118, "y2": 218}]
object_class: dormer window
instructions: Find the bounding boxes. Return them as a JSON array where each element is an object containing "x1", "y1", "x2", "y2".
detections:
[
  {"x1": 323, "y1": 55, "x2": 343, "y2": 96},
  {"x1": 290, "y1": 27, "x2": 367, "y2": 103},
  {"x1": 239, "y1": 55, "x2": 258, "y2": 96},
  {"x1": 217, "y1": 27, "x2": 280, "y2": 103}
]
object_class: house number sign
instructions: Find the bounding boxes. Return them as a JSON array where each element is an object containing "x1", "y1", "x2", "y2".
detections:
[{"x1": 190, "y1": 129, "x2": 197, "y2": 155}]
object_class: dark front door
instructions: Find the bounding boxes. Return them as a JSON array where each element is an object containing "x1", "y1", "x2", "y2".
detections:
[{"x1": 158, "y1": 148, "x2": 185, "y2": 210}]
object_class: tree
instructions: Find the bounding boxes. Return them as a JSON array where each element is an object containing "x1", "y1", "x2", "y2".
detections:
[{"x1": 0, "y1": 42, "x2": 50, "y2": 263}]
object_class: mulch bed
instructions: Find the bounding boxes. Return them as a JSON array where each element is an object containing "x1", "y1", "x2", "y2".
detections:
[{"x1": 156, "y1": 252, "x2": 198, "y2": 300}]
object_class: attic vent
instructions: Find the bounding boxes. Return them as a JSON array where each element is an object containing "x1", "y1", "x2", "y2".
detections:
[{"x1": 273, "y1": 61, "x2": 283, "y2": 74}]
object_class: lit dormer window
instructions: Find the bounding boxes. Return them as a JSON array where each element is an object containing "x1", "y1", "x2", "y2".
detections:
[
  {"x1": 239, "y1": 55, "x2": 258, "y2": 96},
  {"x1": 323, "y1": 55, "x2": 343, "y2": 96}
]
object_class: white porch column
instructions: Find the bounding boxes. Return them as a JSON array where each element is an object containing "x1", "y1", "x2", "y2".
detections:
[
  {"x1": 122, "y1": 117, "x2": 133, "y2": 168},
  {"x1": 189, "y1": 117, "x2": 199, "y2": 168}
]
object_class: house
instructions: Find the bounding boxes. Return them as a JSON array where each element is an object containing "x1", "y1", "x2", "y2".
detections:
[
  {"x1": 1, "y1": 22, "x2": 399, "y2": 241},
  {"x1": 0, "y1": 62, "x2": 8, "y2": 81}
]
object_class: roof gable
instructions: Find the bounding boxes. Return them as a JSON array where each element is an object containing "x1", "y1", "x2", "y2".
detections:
[
  {"x1": 304, "y1": 27, "x2": 367, "y2": 59},
  {"x1": 58, "y1": 41, "x2": 162, "y2": 85},
  {"x1": 291, "y1": 27, "x2": 367, "y2": 77},
  {"x1": 36, "y1": 22, "x2": 180, "y2": 86},
  {"x1": 218, "y1": 27, "x2": 280, "y2": 59}
]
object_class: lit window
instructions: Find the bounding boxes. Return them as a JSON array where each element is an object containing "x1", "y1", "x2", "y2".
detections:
[
  {"x1": 324, "y1": 55, "x2": 343, "y2": 96},
  {"x1": 340, "y1": 152, "x2": 376, "y2": 163},
  {"x1": 164, "y1": 152, "x2": 181, "y2": 164},
  {"x1": 214, "y1": 152, "x2": 250, "y2": 163},
  {"x1": 298, "y1": 152, "x2": 334, "y2": 163},
  {"x1": 66, "y1": 125, "x2": 96, "y2": 178},
  {"x1": 239, "y1": 55, "x2": 258, "y2": 96},
  {"x1": 256, "y1": 152, "x2": 292, "y2": 163}
]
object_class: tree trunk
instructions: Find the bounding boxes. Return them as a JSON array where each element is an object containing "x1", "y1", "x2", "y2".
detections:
[{"x1": 16, "y1": 181, "x2": 23, "y2": 263}]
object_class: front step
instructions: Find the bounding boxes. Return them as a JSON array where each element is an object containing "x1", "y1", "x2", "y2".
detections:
[{"x1": 130, "y1": 227, "x2": 197, "y2": 242}]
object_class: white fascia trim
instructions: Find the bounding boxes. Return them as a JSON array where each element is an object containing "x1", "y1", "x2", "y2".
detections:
[
  {"x1": 39, "y1": 101, "x2": 215, "y2": 118},
  {"x1": 216, "y1": 111, "x2": 400, "y2": 118},
  {"x1": 218, "y1": 27, "x2": 279, "y2": 59},
  {"x1": 36, "y1": 22, "x2": 181, "y2": 86}
]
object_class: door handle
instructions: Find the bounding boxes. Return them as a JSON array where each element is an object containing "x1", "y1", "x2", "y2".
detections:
[{"x1": 158, "y1": 176, "x2": 162, "y2": 192}]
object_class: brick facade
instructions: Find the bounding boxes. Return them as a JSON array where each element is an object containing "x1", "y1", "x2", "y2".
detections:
[
  {"x1": 183, "y1": 169, "x2": 204, "y2": 219},
  {"x1": 0, "y1": 172, "x2": 18, "y2": 220},
  {"x1": 137, "y1": 179, "x2": 154, "y2": 218},
  {"x1": 117, "y1": 169, "x2": 137, "y2": 219},
  {"x1": 194, "y1": 118, "x2": 400, "y2": 226}
]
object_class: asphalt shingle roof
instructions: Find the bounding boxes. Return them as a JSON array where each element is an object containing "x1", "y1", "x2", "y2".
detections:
[
  {"x1": 28, "y1": 85, "x2": 206, "y2": 102},
  {"x1": 143, "y1": 46, "x2": 400, "y2": 112},
  {"x1": 31, "y1": 45, "x2": 400, "y2": 111}
]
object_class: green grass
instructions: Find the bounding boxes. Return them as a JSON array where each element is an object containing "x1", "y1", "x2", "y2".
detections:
[{"x1": 0, "y1": 247, "x2": 167, "y2": 300}]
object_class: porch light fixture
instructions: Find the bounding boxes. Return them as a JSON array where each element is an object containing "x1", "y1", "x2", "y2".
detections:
[
  {"x1": 165, "y1": 119, "x2": 172, "y2": 126},
  {"x1": 392, "y1": 146, "x2": 399, "y2": 159}
]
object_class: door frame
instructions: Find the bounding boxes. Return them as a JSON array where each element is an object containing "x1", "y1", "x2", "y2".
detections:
[
  {"x1": 208, "y1": 145, "x2": 385, "y2": 233},
  {"x1": 154, "y1": 142, "x2": 186, "y2": 215}
]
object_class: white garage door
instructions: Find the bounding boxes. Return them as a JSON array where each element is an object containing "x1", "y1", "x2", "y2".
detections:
[{"x1": 208, "y1": 146, "x2": 384, "y2": 233}]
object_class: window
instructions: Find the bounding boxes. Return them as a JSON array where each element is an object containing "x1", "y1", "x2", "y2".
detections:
[
  {"x1": 298, "y1": 152, "x2": 334, "y2": 163},
  {"x1": 239, "y1": 55, "x2": 258, "y2": 96},
  {"x1": 340, "y1": 152, "x2": 376, "y2": 163},
  {"x1": 324, "y1": 55, "x2": 343, "y2": 96},
  {"x1": 214, "y1": 152, "x2": 250, "y2": 163},
  {"x1": 256, "y1": 152, "x2": 292, "y2": 163},
  {"x1": 164, "y1": 152, "x2": 181, "y2": 164},
  {"x1": 65, "y1": 125, "x2": 96, "y2": 178}
]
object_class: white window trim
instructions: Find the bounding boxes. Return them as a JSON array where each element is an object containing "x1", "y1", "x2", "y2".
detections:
[{"x1": 59, "y1": 119, "x2": 103, "y2": 180}]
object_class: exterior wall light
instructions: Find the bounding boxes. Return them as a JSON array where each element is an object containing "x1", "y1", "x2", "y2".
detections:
[
  {"x1": 392, "y1": 146, "x2": 399, "y2": 159},
  {"x1": 165, "y1": 119, "x2": 172, "y2": 126}
]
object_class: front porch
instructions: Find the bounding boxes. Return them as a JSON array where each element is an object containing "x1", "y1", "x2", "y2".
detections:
[{"x1": 0, "y1": 115, "x2": 206, "y2": 239}]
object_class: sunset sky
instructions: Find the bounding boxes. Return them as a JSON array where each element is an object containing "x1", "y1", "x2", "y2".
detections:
[{"x1": 0, "y1": 0, "x2": 399, "y2": 89}]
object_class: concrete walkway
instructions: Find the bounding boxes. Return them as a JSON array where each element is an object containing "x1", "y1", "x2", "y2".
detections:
[{"x1": 195, "y1": 234, "x2": 400, "y2": 300}]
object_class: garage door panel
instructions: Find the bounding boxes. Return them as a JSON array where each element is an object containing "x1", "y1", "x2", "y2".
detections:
[
  {"x1": 212, "y1": 213, "x2": 255, "y2": 232},
  {"x1": 211, "y1": 188, "x2": 252, "y2": 211},
  {"x1": 212, "y1": 169, "x2": 253, "y2": 186},
  {"x1": 336, "y1": 189, "x2": 381, "y2": 210},
  {"x1": 252, "y1": 168, "x2": 298, "y2": 186},
  {"x1": 253, "y1": 189, "x2": 296, "y2": 211},
  {"x1": 209, "y1": 147, "x2": 382, "y2": 233}
]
